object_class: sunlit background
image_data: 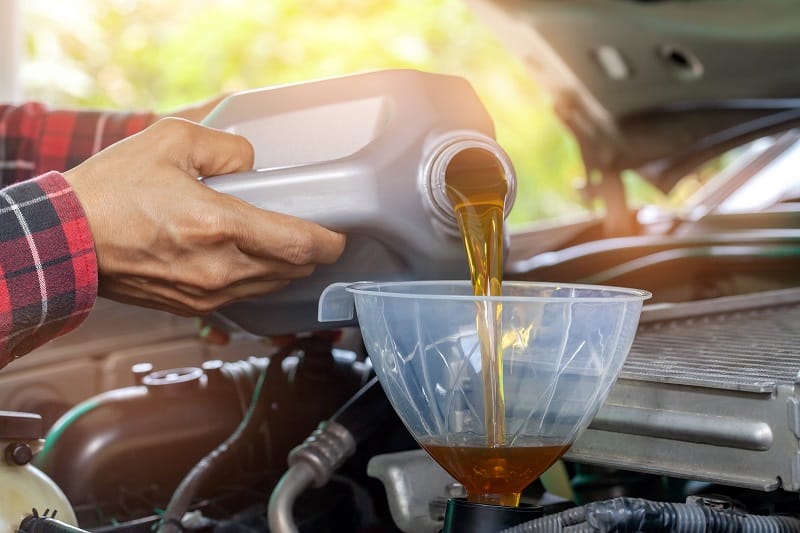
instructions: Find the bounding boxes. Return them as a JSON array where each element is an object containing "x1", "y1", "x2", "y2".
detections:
[{"x1": 19, "y1": 0, "x2": 666, "y2": 227}]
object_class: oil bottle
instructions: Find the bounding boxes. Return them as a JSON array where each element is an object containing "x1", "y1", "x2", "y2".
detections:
[{"x1": 202, "y1": 69, "x2": 516, "y2": 335}]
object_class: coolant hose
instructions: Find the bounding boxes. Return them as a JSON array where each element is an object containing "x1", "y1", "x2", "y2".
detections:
[
  {"x1": 501, "y1": 497, "x2": 800, "y2": 533},
  {"x1": 268, "y1": 376, "x2": 390, "y2": 533}
]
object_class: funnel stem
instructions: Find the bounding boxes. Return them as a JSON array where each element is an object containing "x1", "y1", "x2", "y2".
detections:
[{"x1": 470, "y1": 491, "x2": 521, "y2": 507}]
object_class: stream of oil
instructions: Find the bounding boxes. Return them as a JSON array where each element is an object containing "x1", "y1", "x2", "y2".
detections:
[
  {"x1": 443, "y1": 147, "x2": 508, "y2": 447},
  {"x1": 430, "y1": 147, "x2": 569, "y2": 507}
]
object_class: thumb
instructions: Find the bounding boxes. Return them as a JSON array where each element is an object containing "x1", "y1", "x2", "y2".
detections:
[{"x1": 156, "y1": 118, "x2": 255, "y2": 177}]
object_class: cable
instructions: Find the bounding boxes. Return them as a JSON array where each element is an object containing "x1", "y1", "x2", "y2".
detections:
[
  {"x1": 17, "y1": 509, "x2": 90, "y2": 533},
  {"x1": 501, "y1": 497, "x2": 800, "y2": 532},
  {"x1": 157, "y1": 364, "x2": 268, "y2": 533}
]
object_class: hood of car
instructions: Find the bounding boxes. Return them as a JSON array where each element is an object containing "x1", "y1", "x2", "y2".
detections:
[{"x1": 466, "y1": 0, "x2": 800, "y2": 192}]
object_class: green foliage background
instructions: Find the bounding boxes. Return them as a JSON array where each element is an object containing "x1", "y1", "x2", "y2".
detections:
[{"x1": 22, "y1": 0, "x2": 594, "y2": 226}]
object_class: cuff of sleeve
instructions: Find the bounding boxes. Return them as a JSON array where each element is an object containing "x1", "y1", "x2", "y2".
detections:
[
  {"x1": 0, "y1": 171, "x2": 98, "y2": 364},
  {"x1": 34, "y1": 170, "x2": 99, "y2": 330}
]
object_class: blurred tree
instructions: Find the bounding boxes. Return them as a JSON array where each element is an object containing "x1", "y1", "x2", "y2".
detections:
[{"x1": 22, "y1": 0, "x2": 591, "y2": 225}]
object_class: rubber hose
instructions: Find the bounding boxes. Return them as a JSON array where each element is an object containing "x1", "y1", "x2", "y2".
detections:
[
  {"x1": 17, "y1": 512, "x2": 90, "y2": 533},
  {"x1": 157, "y1": 365, "x2": 268, "y2": 533},
  {"x1": 502, "y1": 497, "x2": 800, "y2": 533},
  {"x1": 266, "y1": 462, "x2": 317, "y2": 533},
  {"x1": 266, "y1": 376, "x2": 387, "y2": 533}
]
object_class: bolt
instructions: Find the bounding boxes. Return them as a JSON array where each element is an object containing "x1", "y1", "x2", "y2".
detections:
[
  {"x1": 131, "y1": 362, "x2": 154, "y2": 385},
  {"x1": 5, "y1": 443, "x2": 33, "y2": 465},
  {"x1": 202, "y1": 359, "x2": 225, "y2": 387}
]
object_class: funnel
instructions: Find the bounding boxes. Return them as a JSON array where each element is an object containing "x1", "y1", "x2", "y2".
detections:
[{"x1": 319, "y1": 280, "x2": 650, "y2": 508}]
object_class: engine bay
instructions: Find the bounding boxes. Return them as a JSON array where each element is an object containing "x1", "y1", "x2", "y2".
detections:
[{"x1": 4, "y1": 0, "x2": 800, "y2": 531}]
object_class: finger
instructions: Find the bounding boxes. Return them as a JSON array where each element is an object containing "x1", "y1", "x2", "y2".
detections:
[
  {"x1": 100, "y1": 243, "x2": 316, "y2": 294},
  {"x1": 202, "y1": 279, "x2": 292, "y2": 305},
  {"x1": 99, "y1": 282, "x2": 195, "y2": 316},
  {"x1": 229, "y1": 201, "x2": 347, "y2": 265},
  {"x1": 173, "y1": 262, "x2": 316, "y2": 296},
  {"x1": 153, "y1": 246, "x2": 317, "y2": 292},
  {"x1": 171, "y1": 269, "x2": 305, "y2": 297},
  {"x1": 105, "y1": 275, "x2": 291, "y2": 314}
]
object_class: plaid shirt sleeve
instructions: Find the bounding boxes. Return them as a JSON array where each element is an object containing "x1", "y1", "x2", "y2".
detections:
[
  {"x1": 0, "y1": 103, "x2": 154, "y2": 368},
  {"x1": 0, "y1": 102, "x2": 155, "y2": 182}
]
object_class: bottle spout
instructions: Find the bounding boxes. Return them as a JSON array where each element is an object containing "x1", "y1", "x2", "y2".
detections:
[
  {"x1": 423, "y1": 133, "x2": 517, "y2": 237},
  {"x1": 317, "y1": 283, "x2": 357, "y2": 323}
]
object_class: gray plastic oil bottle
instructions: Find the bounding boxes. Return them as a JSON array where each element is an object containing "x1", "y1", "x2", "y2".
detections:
[{"x1": 202, "y1": 69, "x2": 516, "y2": 335}]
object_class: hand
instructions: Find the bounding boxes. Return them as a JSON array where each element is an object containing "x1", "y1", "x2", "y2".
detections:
[{"x1": 64, "y1": 118, "x2": 346, "y2": 316}]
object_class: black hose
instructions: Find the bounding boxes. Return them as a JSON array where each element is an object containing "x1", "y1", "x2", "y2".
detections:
[
  {"x1": 157, "y1": 364, "x2": 268, "y2": 533},
  {"x1": 267, "y1": 376, "x2": 390, "y2": 532},
  {"x1": 502, "y1": 497, "x2": 800, "y2": 533}
]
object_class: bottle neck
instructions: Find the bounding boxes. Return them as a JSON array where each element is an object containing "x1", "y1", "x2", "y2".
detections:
[{"x1": 423, "y1": 134, "x2": 517, "y2": 238}]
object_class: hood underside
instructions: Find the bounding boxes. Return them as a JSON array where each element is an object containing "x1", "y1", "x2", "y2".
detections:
[{"x1": 466, "y1": 0, "x2": 800, "y2": 191}]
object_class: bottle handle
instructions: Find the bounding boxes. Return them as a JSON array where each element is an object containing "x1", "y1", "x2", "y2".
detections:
[{"x1": 199, "y1": 160, "x2": 364, "y2": 228}]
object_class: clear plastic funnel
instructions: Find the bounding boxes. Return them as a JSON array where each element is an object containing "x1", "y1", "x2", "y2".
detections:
[{"x1": 319, "y1": 280, "x2": 650, "y2": 506}]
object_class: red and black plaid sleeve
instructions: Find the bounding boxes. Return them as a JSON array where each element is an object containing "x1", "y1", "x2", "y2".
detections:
[
  {"x1": 0, "y1": 171, "x2": 97, "y2": 368},
  {"x1": 1, "y1": 102, "x2": 155, "y2": 185},
  {"x1": 0, "y1": 103, "x2": 153, "y2": 367}
]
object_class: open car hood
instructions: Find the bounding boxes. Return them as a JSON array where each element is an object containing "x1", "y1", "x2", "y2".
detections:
[{"x1": 466, "y1": 0, "x2": 800, "y2": 192}]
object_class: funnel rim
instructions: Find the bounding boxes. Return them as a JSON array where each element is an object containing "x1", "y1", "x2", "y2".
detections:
[{"x1": 345, "y1": 280, "x2": 651, "y2": 303}]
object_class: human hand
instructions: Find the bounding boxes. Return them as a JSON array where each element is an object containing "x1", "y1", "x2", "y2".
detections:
[{"x1": 64, "y1": 118, "x2": 346, "y2": 316}]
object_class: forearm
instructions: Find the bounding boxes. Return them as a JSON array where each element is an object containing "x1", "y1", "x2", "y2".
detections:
[
  {"x1": 0, "y1": 103, "x2": 154, "y2": 186},
  {"x1": 0, "y1": 171, "x2": 98, "y2": 368}
]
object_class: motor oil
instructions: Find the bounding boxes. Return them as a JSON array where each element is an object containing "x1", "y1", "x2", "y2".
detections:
[
  {"x1": 443, "y1": 146, "x2": 508, "y2": 449},
  {"x1": 421, "y1": 439, "x2": 570, "y2": 507},
  {"x1": 202, "y1": 69, "x2": 516, "y2": 335}
]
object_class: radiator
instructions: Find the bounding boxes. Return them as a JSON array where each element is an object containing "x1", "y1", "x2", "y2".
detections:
[{"x1": 567, "y1": 288, "x2": 800, "y2": 492}]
